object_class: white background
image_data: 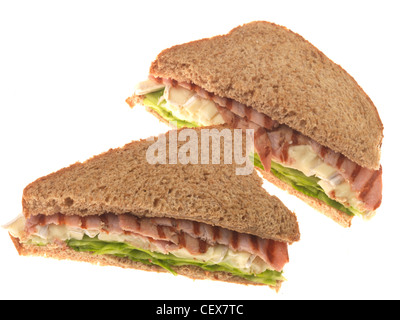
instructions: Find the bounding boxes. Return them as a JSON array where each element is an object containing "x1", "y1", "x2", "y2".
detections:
[{"x1": 0, "y1": 0, "x2": 399, "y2": 300}]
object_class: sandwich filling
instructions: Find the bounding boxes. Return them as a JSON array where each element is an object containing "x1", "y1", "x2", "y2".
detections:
[
  {"x1": 6, "y1": 213, "x2": 288, "y2": 286},
  {"x1": 128, "y1": 77, "x2": 383, "y2": 218}
]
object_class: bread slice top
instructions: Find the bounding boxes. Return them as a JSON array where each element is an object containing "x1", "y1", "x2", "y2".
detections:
[
  {"x1": 150, "y1": 21, "x2": 383, "y2": 170},
  {"x1": 22, "y1": 126, "x2": 300, "y2": 243}
]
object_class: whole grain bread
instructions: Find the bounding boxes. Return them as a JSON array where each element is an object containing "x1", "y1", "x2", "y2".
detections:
[
  {"x1": 150, "y1": 21, "x2": 383, "y2": 169},
  {"x1": 10, "y1": 234, "x2": 280, "y2": 289},
  {"x1": 22, "y1": 125, "x2": 300, "y2": 243}
]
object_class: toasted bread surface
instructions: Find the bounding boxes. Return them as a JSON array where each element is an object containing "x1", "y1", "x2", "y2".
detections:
[
  {"x1": 22, "y1": 126, "x2": 300, "y2": 243},
  {"x1": 150, "y1": 21, "x2": 383, "y2": 169}
]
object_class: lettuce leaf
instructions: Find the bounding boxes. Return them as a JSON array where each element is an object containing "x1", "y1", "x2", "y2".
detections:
[
  {"x1": 250, "y1": 153, "x2": 360, "y2": 216},
  {"x1": 143, "y1": 90, "x2": 200, "y2": 128},
  {"x1": 67, "y1": 236, "x2": 284, "y2": 286}
]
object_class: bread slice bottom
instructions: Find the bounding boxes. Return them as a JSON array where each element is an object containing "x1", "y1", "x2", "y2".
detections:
[
  {"x1": 258, "y1": 169, "x2": 353, "y2": 227},
  {"x1": 9, "y1": 234, "x2": 281, "y2": 290}
]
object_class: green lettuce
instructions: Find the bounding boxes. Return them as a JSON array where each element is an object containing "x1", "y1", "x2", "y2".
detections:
[
  {"x1": 143, "y1": 89, "x2": 200, "y2": 128},
  {"x1": 250, "y1": 153, "x2": 360, "y2": 216},
  {"x1": 67, "y1": 236, "x2": 284, "y2": 286}
]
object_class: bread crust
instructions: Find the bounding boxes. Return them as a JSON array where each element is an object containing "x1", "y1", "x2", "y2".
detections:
[
  {"x1": 9, "y1": 234, "x2": 281, "y2": 290},
  {"x1": 150, "y1": 21, "x2": 383, "y2": 169}
]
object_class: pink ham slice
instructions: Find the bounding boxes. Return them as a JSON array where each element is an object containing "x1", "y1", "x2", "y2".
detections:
[
  {"x1": 215, "y1": 104, "x2": 273, "y2": 172},
  {"x1": 24, "y1": 213, "x2": 289, "y2": 272}
]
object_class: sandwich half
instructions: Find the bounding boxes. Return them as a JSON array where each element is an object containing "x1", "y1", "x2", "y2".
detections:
[
  {"x1": 126, "y1": 21, "x2": 383, "y2": 227},
  {"x1": 6, "y1": 126, "x2": 299, "y2": 290}
]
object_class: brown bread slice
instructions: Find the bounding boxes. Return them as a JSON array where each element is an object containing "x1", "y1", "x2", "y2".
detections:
[
  {"x1": 150, "y1": 21, "x2": 383, "y2": 170},
  {"x1": 22, "y1": 125, "x2": 300, "y2": 243}
]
